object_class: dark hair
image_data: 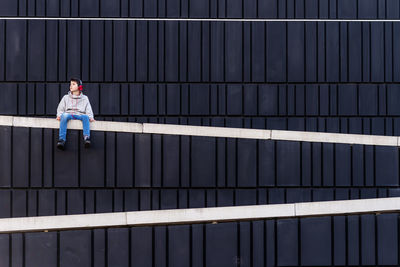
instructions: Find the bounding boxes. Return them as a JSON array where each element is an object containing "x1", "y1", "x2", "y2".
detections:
[{"x1": 70, "y1": 78, "x2": 81, "y2": 85}]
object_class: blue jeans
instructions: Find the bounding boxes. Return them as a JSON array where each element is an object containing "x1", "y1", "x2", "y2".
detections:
[{"x1": 59, "y1": 113, "x2": 90, "y2": 141}]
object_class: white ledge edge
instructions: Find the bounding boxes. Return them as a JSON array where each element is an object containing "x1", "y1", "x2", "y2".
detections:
[
  {"x1": 2, "y1": 116, "x2": 400, "y2": 146},
  {"x1": 143, "y1": 123, "x2": 270, "y2": 139},
  {"x1": 0, "y1": 198, "x2": 399, "y2": 233},
  {"x1": 271, "y1": 130, "x2": 398, "y2": 146}
]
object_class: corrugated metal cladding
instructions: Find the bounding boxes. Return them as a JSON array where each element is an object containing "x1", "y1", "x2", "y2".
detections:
[
  {"x1": 1, "y1": 0, "x2": 400, "y2": 266},
  {"x1": 1, "y1": 0, "x2": 400, "y2": 18},
  {"x1": 0, "y1": 215, "x2": 399, "y2": 266}
]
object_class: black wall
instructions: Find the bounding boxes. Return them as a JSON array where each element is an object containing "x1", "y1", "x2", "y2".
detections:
[
  {"x1": 0, "y1": 20, "x2": 399, "y2": 83},
  {"x1": 0, "y1": 126, "x2": 399, "y2": 219},
  {"x1": 1, "y1": 0, "x2": 400, "y2": 19},
  {"x1": 1, "y1": 1, "x2": 400, "y2": 266},
  {"x1": 0, "y1": 214, "x2": 399, "y2": 266}
]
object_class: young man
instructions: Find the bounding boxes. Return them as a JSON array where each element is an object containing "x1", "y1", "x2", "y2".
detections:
[{"x1": 56, "y1": 78, "x2": 95, "y2": 150}]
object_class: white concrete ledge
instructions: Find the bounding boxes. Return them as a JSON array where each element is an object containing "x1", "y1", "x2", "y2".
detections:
[
  {"x1": 0, "y1": 116, "x2": 13, "y2": 126},
  {"x1": 1, "y1": 115, "x2": 400, "y2": 146},
  {"x1": 143, "y1": 123, "x2": 270, "y2": 139},
  {"x1": 271, "y1": 130, "x2": 399, "y2": 146},
  {"x1": 0, "y1": 198, "x2": 399, "y2": 233}
]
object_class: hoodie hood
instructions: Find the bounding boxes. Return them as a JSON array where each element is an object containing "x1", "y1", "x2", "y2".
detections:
[{"x1": 68, "y1": 91, "x2": 84, "y2": 99}]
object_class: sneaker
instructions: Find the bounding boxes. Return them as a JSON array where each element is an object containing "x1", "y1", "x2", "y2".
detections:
[
  {"x1": 84, "y1": 136, "x2": 91, "y2": 148},
  {"x1": 57, "y1": 139, "x2": 65, "y2": 151}
]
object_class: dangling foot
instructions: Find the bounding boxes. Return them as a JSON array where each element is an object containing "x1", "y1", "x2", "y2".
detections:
[
  {"x1": 84, "y1": 136, "x2": 91, "y2": 148},
  {"x1": 57, "y1": 139, "x2": 66, "y2": 151}
]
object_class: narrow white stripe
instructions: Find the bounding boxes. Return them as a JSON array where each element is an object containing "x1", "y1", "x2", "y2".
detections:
[
  {"x1": 271, "y1": 130, "x2": 399, "y2": 146},
  {"x1": 143, "y1": 123, "x2": 270, "y2": 139},
  {"x1": 0, "y1": 198, "x2": 398, "y2": 233},
  {"x1": 0, "y1": 17, "x2": 398, "y2": 22},
  {"x1": 1, "y1": 116, "x2": 399, "y2": 146}
]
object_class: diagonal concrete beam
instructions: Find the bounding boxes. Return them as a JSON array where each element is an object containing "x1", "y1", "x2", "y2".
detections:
[
  {"x1": 0, "y1": 115, "x2": 400, "y2": 146},
  {"x1": 0, "y1": 197, "x2": 398, "y2": 233}
]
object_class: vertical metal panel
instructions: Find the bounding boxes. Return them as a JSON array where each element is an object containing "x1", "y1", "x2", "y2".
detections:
[
  {"x1": 168, "y1": 225, "x2": 190, "y2": 267},
  {"x1": 387, "y1": 84, "x2": 400, "y2": 115},
  {"x1": 154, "y1": 226, "x2": 167, "y2": 267},
  {"x1": 338, "y1": 0, "x2": 357, "y2": 18},
  {"x1": 258, "y1": 0, "x2": 278, "y2": 18},
  {"x1": 191, "y1": 136, "x2": 216, "y2": 187},
  {"x1": 60, "y1": 230, "x2": 91, "y2": 267},
  {"x1": 90, "y1": 21, "x2": 105, "y2": 81},
  {"x1": 0, "y1": 127, "x2": 11, "y2": 187},
  {"x1": 148, "y1": 21, "x2": 158, "y2": 81},
  {"x1": 189, "y1": 84, "x2": 209, "y2": 115},
  {"x1": 338, "y1": 84, "x2": 357, "y2": 115},
  {"x1": 305, "y1": 22, "x2": 317, "y2": 81},
  {"x1": 301, "y1": 217, "x2": 331, "y2": 265},
  {"x1": 266, "y1": 22, "x2": 286, "y2": 82},
  {"x1": 165, "y1": 22, "x2": 179, "y2": 81},
  {"x1": 131, "y1": 227, "x2": 153, "y2": 266},
  {"x1": 54, "y1": 130, "x2": 79, "y2": 187},
  {"x1": 305, "y1": 84, "x2": 318, "y2": 115},
  {"x1": 80, "y1": 0, "x2": 100, "y2": 17},
  {"x1": 6, "y1": 20, "x2": 27, "y2": 81},
  {"x1": 394, "y1": 25, "x2": 400, "y2": 80},
  {"x1": 134, "y1": 134, "x2": 151, "y2": 187},
  {"x1": 288, "y1": 22, "x2": 305, "y2": 82},
  {"x1": 210, "y1": 22, "x2": 224, "y2": 81},
  {"x1": 251, "y1": 23, "x2": 265, "y2": 82},
  {"x1": 243, "y1": 85, "x2": 257, "y2": 115},
  {"x1": 188, "y1": 22, "x2": 201, "y2": 81},
  {"x1": 103, "y1": 21, "x2": 113, "y2": 81},
  {"x1": 347, "y1": 215, "x2": 360, "y2": 265},
  {"x1": 326, "y1": 22, "x2": 339, "y2": 82},
  {"x1": 0, "y1": 0, "x2": 18, "y2": 15},
  {"x1": 162, "y1": 135, "x2": 180, "y2": 187},
  {"x1": 377, "y1": 213, "x2": 398, "y2": 265},
  {"x1": 12, "y1": 127, "x2": 29, "y2": 187},
  {"x1": 12, "y1": 190, "x2": 27, "y2": 217},
  {"x1": 202, "y1": 22, "x2": 211, "y2": 82},
  {"x1": 277, "y1": 141, "x2": 300, "y2": 186},
  {"x1": 81, "y1": 131, "x2": 105, "y2": 187},
  {"x1": 226, "y1": 84, "x2": 242, "y2": 115},
  {"x1": 107, "y1": 228, "x2": 129, "y2": 266},
  {"x1": 332, "y1": 216, "x2": 346, "y2": 265},
  {"x1": 277, "y1": 219, "x2": 298, "y2": 266},
  {"x1": 25, "y1": 232, "x2": 57, "y2": 267},
  {"x1": 206, "y1": 223, "x2": 237, "y2": 267},
  {"x1": 67, "y1": 190, "x2": 84, "y2": 214},
  {"x1": 359, "y1": 84, "x2": 378, "y2": 115},
  {"x1": 375, "y1": 146, "x2": 399, "y2": 186},
  {"x1": 258, "y1": 85, "x2": 278, "y2": 115},
  {"x1": 371, "y1": 22, "x2": 384, "y2": 82},
  {"x1": 27, "y1": 21, "x2": 46, "y2": 81},
  {"x1": 236, "y1": 189, "x2": 256, "y2": 205},
  {"x1": 115, "y1": 133, "x2": 134, "y2": 187},
  {"x1": 360, "y1": 214, "x2": 376, "y2": 265},
  {"x1": 30, "y1": 128, "x2": 43, "y2": 187}
]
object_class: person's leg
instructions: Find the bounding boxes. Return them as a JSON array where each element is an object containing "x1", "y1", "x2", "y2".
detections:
[
  {"x1": 75, "y1": 115, "x2": 90, "y2": 138},
  {"x1": 59, "y1": 113, "x2": 72, "y2": 141}
]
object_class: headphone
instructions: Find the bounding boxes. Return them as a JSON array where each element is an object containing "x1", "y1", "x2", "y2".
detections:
[{"x1": 78, "y1": 79, "x2": 83, "y2": 91}]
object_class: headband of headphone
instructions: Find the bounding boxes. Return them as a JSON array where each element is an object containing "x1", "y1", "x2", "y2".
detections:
[{"x1": 78, "y1": 79, "x2": 83, "y2": 91}]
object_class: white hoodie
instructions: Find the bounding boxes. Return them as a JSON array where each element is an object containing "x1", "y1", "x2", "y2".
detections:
[{"x1": 56, "y1": 91, "x2": 94, "y2": 119}]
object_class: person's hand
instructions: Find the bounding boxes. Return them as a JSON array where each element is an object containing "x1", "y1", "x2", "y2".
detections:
[
  {"x1": 90, "y1": 118, "x2": 95, "y2": 122},
  {"x1": 56, "y1": 116, "x2": 60, "y2": 121}
]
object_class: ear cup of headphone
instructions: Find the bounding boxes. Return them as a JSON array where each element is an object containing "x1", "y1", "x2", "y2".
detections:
[{"x1": 79, "y1": 79, "x2": 83, "y2": 91}]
